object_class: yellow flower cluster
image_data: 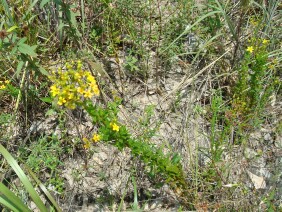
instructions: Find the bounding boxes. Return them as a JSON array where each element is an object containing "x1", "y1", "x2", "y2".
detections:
[
  {"x1": 49, "y1": 60, "x2": 100, "y2": 109},
  {"x1": 0, "y1": 80, "x2": 9, "y2": 90}
]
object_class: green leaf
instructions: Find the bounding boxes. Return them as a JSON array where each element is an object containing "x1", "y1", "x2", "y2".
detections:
[
  {"x1": 0, "y1": 196, "x2": 21, "y2": 212},
  {"x1": 1, "y1": 0, "x2": 14, "y2": 25},
  {"x1": 16, "y1": 60, "x2": 25, "y2": 78},
  {"x1": 7, "y1": 84, "x2": 20, "y2": 97},
  {"x1": 166, "y1": 165, "x2": 179, "y2": 175},
  {"x1": 0, "y1": 144, "x2": 48, "y2": 212},
  {"x1": 40, "y1": 97, "x2": 52, "y2": 103},
  {"x1": 18, "y1": 43, "x2": 38, "y2": 57},
  {"x1": 40, "y1": 0, "x2": 50, "y2": 8},
  {"x1": 22, "y1": 0, "x2": 40, "y2": 21},
  {"x1": 11, "y1": 46, "x2": 18, "y2": 55},
  {"x1": 45, "y1": 109, "x2": 56, "y2": 116},
  {"x1": 38, "y1": 66, "x2": 49, "y2": 76},
  {"x1": 17, "y1": 37, "x2": 27, "y2": 45},
  {"x1": 25, "y1": 165, "x2": 62, "y2": 212},
  {"x1": 171, "y1": 154, "x2": 181, "y2": 164},
  {"x1": 57, "y1": 23, "x2": 65, "y2": 31},
  {"x1": 7, "y1": 25, "x2": 18, "y2": 33},
  {"x1": 0, "y1": 183, "x2": 31, "y2": 212}
]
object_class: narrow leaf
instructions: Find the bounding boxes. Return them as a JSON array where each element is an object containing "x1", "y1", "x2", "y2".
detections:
[
  {"x1": 40, "y1": 0, "x2": 50, "y2": 9},
  {"x1": 26, "y1": 166, "x2": 62, "y2": 212},
  {"x1": 38, "y1": 66, "x2": 49, "y2": 76},
  {"x1": 1, "y1": 0, "x2": 14, "y2": 25},
  {"x1": 0, "y1": 183, "x2": 31, "y2": 211},
  {"x1": 16, "y1": 60, "x2": 25, "y2": 78},
  {"x1": 0, "y1": 196, "x2": 20, "y2": 212},
  {"x1": 7, "y1": 25, "x2": 18, "y2": 33},
  {"x1": 39, "y1": 97, "x2": 52, "y2": 103},
  {"x1": 0, "y1": 144, "x2": 47, "y2": 212}
]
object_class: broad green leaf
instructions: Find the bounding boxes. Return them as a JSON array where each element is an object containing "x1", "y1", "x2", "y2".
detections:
[
  {"x1": 30, "y1": 45, "x2": 37, "y2": 51},
  {"x1": 166, "y1": 165, "x2": 179, "y2": 175},
  {"x1": 17, "y1": 37, "x2": 27, "y2": 45},
  {"x1": 18, "y1": 43, "x2": 38, "y2": 57}
]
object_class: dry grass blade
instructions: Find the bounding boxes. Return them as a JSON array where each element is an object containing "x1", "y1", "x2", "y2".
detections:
[{"x1": 159, "y1": 48, "x2": 232, "y2": 104}]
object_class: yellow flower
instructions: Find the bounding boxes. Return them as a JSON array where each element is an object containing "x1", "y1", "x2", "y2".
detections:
[
  {"x1": 84, "y1": 90, "x2": 94, "y2": 98},
  {"x1": 67, "y1": 93, "x2": 75, "y2": 101},
  {"x1": 92, "y1": 87, "x2": 100, "y2": 96},
  {"x1": 77, "y1": 61, "x2": 82, "y2": 70},
  {"x1": 50, "y1": 85, "x2": 60, "y2": 97},
  {"x1": 90, "y1": 82, "x2": 100, "y2": 95},
  {"x1": 74, "y1": 72, "x2": 82, "y2": 80},
  {"x1": 269, "y1": 64, "x2": 275, "y2": 70},
  {"x1": 83, "y1": 137, "x2": 91, "y2": 149},
  {"x1": 66, "y1": 62, "x2": 72, "y2": 70},
  {"x1": 60, "y1": 74, "x2": 68, "y2": 82},
  {"x1": 87, "y1": 74, "x2": 95, "y2": 82},
  {"x1": 58, "y1": 96, "x2": 67, "y2": 105},
  {"x1": 4, "y1": 80, "x2": 10, "y2": 84},
  {"x1": 77, "y1": 87, "x2": 84, "y2": 94},
  {"x1": 110, "y1": 122, "x2": 120, "y2": 132},
  {"x1": 246, "y1": 46, "x2": 254, "y2": 53},
  {"x1": 0, "y1": 84, "x2": 6, "y2": 90},
  {"x1": 262, "y1": 39, "x2": 269, "y2": 44},
  {"x1": 92, "y1": 134, "x2": 101, "y2": 142}
]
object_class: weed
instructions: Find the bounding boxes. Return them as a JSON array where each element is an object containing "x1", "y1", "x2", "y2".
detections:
[
  {"x1": 21, "y1": 135, "x2": 64, "y2": 193},
  {"x1": 233, "y1": 36, "x2": 278, "y2": 127}
]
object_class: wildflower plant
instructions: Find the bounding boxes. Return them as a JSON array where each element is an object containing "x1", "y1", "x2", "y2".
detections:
[
  {"x1": 233, "y1": 37, "x2": 278, "y2": 125},
  {"x1": 49, "y1": 61, "x2": 188, "y2": 198},
  {"x1": 0, "y1": 79, "x2": 10, "y2": 90},
  {"x1": 49, "y1": 60, "x2": 99, "y2": 109}
]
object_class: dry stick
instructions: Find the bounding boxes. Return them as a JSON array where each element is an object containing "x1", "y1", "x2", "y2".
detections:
[
  {"x1": 231, "y1": 6, "x2": 247, "y2": 67},
  {"x1": 158, "y1": 48, "x2": 232, "y2": 106}
]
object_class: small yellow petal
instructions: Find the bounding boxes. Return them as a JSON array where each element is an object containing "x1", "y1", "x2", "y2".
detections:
[
  {"x1": 110, "y1": 122, "x2": 120, "y2": 132},
  {"x1": 92, "y1": 134, "x2": 101, "y2": 142},
  {"x1": 262, "y1": 39, "x2": 269, "y2": 44},
  {"x1": 246, "y1": 46, "x2": 254, "y2": 53}
]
